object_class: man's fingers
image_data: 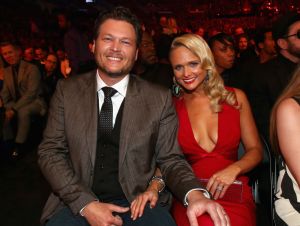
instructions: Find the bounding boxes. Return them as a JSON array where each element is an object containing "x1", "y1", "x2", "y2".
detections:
[
  {"x1": 110, "y1": 204, "x2": 130, "y2": 213},
  {"x1": 111, "y1": 214, "x2": 123, "y2": 226},
  {"x1": 216, "y1": 206, "x2": 229, "y2": 226},
  {"x1": 186, "y1": 211, "x2": 199, "y2": 226}
]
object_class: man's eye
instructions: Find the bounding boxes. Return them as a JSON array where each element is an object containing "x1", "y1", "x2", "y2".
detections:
[
  {"x1": 103, "y1": 37, "x2": 112, "y2": 41},
  {"x1": 121, "y1": 40, "x2": 131, "y2": 45}
]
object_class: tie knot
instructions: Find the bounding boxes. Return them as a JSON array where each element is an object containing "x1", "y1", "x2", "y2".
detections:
[{"x1": 102, "y1": 87, "x2": 117, "y2": 98}]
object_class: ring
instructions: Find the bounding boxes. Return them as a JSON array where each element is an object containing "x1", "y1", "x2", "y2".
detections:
[{"x1": 216, "y1": 185, "x2": 223, "y2": 191}]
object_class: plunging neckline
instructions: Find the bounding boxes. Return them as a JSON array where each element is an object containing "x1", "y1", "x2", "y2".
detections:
[{"x1": 182, "y1": 99, "x2": 220, "y2": 153}]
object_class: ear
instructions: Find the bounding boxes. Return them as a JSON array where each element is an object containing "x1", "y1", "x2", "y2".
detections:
[
  {"x1": 277, "y1": 38, "x2": 288, "y2": 50},
  {"x1": 91, "y1": 40, "x2": 95, "y2": 53}
]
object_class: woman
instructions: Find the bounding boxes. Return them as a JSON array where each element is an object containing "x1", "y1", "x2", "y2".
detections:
[
  {"x1": 270, "y1": 64, "x2": 300, "y2": 225},
  {"x1": 169, "y1": 34, "x2": 262, "y2": 226},
  {"x1": 131, "y1": 34, "x2": 262, "y2": 225}
]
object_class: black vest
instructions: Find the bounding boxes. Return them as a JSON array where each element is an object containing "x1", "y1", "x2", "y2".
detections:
[{"x1": 92, "y1": 101, "x2": 125, "y2": 202}]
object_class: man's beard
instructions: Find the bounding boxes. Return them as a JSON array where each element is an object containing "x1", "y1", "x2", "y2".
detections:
[
  {"x1": 97, "y1": 63, "x2": 132, "y2": 78},
  {"x1": 288, "y1": 43, "x2": 300, "y2": 59}
]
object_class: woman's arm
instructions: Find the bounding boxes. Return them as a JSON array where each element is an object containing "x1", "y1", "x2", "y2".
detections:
[
  {"x1": 277, "y1": 98, "x2": 300, "y2": 186},
  {"x1": 232, "y1": 88, "x2": 263, "y2": 174},
  {"x1": 207, "y1": 88, "x2": 263, "y2": 199}
]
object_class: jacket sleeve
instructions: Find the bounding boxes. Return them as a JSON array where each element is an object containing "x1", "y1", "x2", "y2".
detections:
[
  {"x1": 155, "y1": 91, "x2": 201, "y2": 203},
  {"x1": 38, "y1": 80, "x2": 97, "y2": 214},
  {"x1": 13, "y1": 64, "x2": 41, "y2": 111}
]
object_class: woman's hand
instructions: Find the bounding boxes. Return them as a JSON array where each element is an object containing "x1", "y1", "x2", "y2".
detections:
[
  {"x1": 130, "y1": 188, "x2": 159, "y2": 220},
  {"x1": 206, "y1": 164, "x2": 241, "y2": 200}
]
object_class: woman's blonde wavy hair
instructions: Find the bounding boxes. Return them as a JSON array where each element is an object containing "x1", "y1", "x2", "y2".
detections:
[{"x1": 170, "y1": 33, "x2": 236, "y2": 112}]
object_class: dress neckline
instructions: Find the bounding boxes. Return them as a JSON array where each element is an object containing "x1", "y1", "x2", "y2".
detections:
[{"x1": 181, "y1": 98, "x2": 220, "y2": 153}]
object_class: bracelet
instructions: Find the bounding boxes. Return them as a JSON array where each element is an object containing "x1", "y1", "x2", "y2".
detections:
[
  {"x1": 184, "y1": 188, "x2": 212, "y2": 207},
  {"x1": 149, "y1": 176, "x2": 165, "y2": 194}
]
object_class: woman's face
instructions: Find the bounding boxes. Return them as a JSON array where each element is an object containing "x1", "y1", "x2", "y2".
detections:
[{"x1": 170, "y1": 46, "x2": 206, "y2": 92}]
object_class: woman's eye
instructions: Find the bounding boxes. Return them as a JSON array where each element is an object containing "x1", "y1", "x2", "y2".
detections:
[
  {"x1": 189, "y1": 62, "x2": 199, "y2": 67},
  {"x1": 174, "y1": 65, "x2": 182, "y2": 71}
]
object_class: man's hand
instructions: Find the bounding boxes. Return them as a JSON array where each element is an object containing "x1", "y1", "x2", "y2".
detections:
[
  {"x1": 5, "y1": 109, "x2": 15, "y2": 124},
  {"x1": 82, "y1": 201, "x2": 129, "y2": 226},
  {"x1": 186, "y1": 191, "x2": 230, "y2": 226}
]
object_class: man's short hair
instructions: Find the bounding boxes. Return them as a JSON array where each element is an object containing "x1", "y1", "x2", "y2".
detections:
[
  {"x1": 208, "y1": 33, "x2": 234, "y2": 49},
  {"x1": 272, "y1": 12, "x2": 300, "y2": 41},
  {"x1": 93, "y1": 6, "x2": 142, "y2": 46},
  {"x1": 254, "y1": 28, "x2": 272, "y2": 46},
  {"x1": 0, "y1": 40, "x2": 20, "y2": 49}
]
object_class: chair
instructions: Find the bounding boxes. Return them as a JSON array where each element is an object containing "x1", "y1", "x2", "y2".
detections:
[{"x1": 238, "y1": 135, "x2": 277, "y2": 226}]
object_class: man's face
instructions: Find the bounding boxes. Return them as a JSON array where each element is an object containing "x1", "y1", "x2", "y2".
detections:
[
  {"x1": 1, "y1": 44, "x2": 21, "y2": 65},
  {"x1": 57, "y1": 14, "x2": 67, "y2": 29},
  {"x1": 139, "y1": 32, "x2": 158, "y2": 65},
  {"x1": 35, "y1": 48, "x2": 47, "y2": 61},
  {"x1": 44, "y1": 54, "x2": 58, "y2": 74},
  {"x1": 24, "y1": 47, "x2": 34, "y2": 62},
  {"x1": 286, "y1": 21, "x2": 300, "y2": 59},
  {"x1": 262, "y1": 31, "x2": 276, "y2": 56},
  {"x1": 235, "y1": 27, "x2": 244, "y2": 36},
  {"x1": 238, "y1": 37, "x2": 248, "y2": 51},
  {"x1": 211, "y1": 40, "x2": 235, "y2": 73},
  {"x1": 92, "y1": 19, "x2": 138, "y2": 80}
]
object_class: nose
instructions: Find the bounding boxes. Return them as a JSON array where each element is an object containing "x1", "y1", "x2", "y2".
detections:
[
  {"x1": 228, "y1": 49, "x2": 235, "y2": 57},
  {"x1": 183, "y1": 66, "x2": 192, "y2": 77},
  {"x1": 111, "y1": 39, "x2": 121, "y2": 51}
]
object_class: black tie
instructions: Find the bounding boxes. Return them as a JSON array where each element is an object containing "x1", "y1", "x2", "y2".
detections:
[{"x1": 99, "y1": 87, "x2": 117, "y2": 137}]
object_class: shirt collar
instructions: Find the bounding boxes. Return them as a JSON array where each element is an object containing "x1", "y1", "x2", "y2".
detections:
[{"x1": 96, "y1": 70, "x2": 129, "y2": 98}]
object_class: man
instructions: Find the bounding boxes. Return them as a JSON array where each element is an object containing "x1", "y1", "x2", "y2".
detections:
[
  {"x1": 255, "y1": 29, "x2": 277, "y2": 64},
  {"x1": 0, "y1": 41, "x2": 46, "y2": 157},
  {"x1": 38, "y1": 6, "x2": 229, "y2": 226},
  {"x1": 232, "y1": 29, "x2": 277, "y2": 93},
  {"x1": 132, "y1": 31, "x2": 173, "y2": 89},
  {"x1": 35, "y1": 46, "x2": 48, "y2": 65},
  {"x1": 57, "y1": 11, "x2": 94, "y2": 75},
  {"x1": 247, "y1": 12, "x2": 300, "y2": 141},
  {"x1": 41, "y1": 53, "x2": 63, "y2": 105},
  {"x1": 208, "y1": 33, "x2": 236, "y2": 86}
]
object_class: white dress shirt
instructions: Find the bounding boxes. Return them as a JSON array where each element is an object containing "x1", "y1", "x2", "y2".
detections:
[{"x1": 96, "y1": 70, "x2": 129, "y2": 127}]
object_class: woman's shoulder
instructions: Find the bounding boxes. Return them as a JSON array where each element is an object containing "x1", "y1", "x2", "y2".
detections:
[{"x1": 277, "y1": 98, "x2": 300, "y2": 118}]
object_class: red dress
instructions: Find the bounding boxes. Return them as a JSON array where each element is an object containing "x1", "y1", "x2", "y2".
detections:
[{"x1": 171, "y1": 96, "x2": 256, "y2": 226}]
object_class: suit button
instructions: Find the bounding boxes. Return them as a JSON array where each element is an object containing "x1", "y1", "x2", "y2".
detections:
[
  {"x1": 100, "y1": 153, "x2": 104, "y2": 158},
  {"x1": 100, "y1": 164, "x2": 104, "y2": 169}
]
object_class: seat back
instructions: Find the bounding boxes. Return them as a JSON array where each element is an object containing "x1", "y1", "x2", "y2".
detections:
[{"x1": 238, "y1": 135, "x2": 277, "y2": 226}]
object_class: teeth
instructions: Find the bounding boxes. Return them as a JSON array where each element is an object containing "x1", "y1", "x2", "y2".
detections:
[
  {"x1": 107, "y1": 56, "x2": 121, "y2": 61},
  {"x1": 183, "y1": 78, "x2": 195, "y2": 83}
]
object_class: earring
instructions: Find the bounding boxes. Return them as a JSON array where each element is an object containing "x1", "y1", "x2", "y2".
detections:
[
  {"x1": 205, "y1": 70, "x2": 212, "y2": 82},
  {"x1": 172, "y1": 78, "x2": 181, "y2": 97}
]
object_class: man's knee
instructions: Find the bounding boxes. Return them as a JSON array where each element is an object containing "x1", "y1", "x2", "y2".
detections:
[{"x1": 45, "y1": 207, "x2": 88, "y2": 226}]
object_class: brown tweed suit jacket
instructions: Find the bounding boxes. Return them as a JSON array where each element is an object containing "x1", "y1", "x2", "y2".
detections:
[{"x1": 38, "y1": 70, "x2": 200, "y2": 224}]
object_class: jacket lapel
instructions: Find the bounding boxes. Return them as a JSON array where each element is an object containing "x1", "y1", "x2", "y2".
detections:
[
  {"x1": 82, "y1": 71, "x2": 98, "y2": 167},
  {"x1": 119, "y1": 75, "x2": 140, "y2": 166},
  {"x1": 17, "y1": 60, "x2": 25, "y2": 85}
]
